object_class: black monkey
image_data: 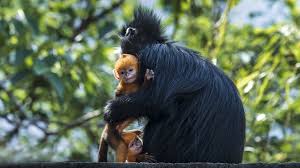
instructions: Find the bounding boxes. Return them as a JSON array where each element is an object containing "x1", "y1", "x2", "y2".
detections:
[{"x1": 104, "y1": 7, "x2": 245, "y2": 163}]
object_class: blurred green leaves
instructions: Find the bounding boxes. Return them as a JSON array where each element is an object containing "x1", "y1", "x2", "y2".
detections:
[{"x1": 0, "y1": 0, "x2": 123, "y2": 162}]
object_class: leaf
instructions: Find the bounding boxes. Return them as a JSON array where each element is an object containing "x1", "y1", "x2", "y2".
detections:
[
  {"x1": 10, "y1": 69, "x2": 32, "y2": 84},
  {"x1": 33, "y1": 56, "x2": 57, "y2": 75},
  {"x1": 33, "y1": 59, "x2": 50, "y2": 75},
  {"x1": 24, "y1": 11, "x2": 40, "y2": 34},
  {"x1": 254, "y1": 56, "x2": 280, "y2": 105},
  {"x1": 12, "y1": 19, "x2": 27, "y2": 35},
  {"x1": 45, "y1": 72, "x2": 65, "y2": 100},
  {"x1": 87, "y1": 71, "x2": 100, "y2": 84},
  {"x1": 237, "y1": 71, "x2": 259, "y2": 90},
  {"x1": 44, "y1": 55, "x2": 58, "y2": 66},
  {"x1": 14, "y1": 48, "x2": 33, "y2": 66}
]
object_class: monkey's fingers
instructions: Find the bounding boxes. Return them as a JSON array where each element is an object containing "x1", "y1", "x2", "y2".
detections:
[
  {"x1": 145, "y1": 69, "x2": 155, "y2": 80},
  {"x1": 136, "y1": 153, "x2": 157, "y2": 163},
  {"x1": 143, "y1": 154, "x2": 157, "y2": 163}
]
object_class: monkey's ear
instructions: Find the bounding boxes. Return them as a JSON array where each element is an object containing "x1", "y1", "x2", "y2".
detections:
[{"x1": 113, "y1": 69, "x2": 120, "y2": 80}]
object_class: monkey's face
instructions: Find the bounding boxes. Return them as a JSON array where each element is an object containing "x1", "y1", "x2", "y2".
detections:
[
  {"x1": 120, "y1": 26, "x2": 144, "y2": 54},
  {"x1": 114, "y1": 54, "x2": 139, "y2": 83},
  {"x1": 118, "y1": 66, "x2": 137, "y2": 84},
  {"x1": 128, "y1": 136, "x2": 143, "y2": 155},
  {"x1": 120, "y1": 8, "x2": 167, "y2": 54}
]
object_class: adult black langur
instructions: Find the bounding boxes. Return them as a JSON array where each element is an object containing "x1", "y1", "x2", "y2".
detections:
[{"x1": 104, "y1": 7, "x2": 245, "y2": 163}]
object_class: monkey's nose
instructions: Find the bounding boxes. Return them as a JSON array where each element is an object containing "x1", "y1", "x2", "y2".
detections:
[{"x1": 125, "y1": 27, "x2": 136, "y2": 37}]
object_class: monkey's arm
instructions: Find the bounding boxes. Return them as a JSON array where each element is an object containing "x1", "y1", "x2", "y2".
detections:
[
  {"x1": 115, "y1": 84, "x2": 124, "y2": 97},
  {"x1": 104, "y1": 90, "x2": 161, "y2": 124}
]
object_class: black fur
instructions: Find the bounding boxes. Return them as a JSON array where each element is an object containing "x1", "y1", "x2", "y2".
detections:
[
  {"x1": 120, "y1": 7, "x2": 167, "y2": 55},
  {"x1": 104, "y1": 7, "x2": 245, "y2": 163}
]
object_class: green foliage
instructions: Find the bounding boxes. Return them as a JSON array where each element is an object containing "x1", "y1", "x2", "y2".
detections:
[{"x1": 0, "y1": 0, "x2": 300, "y2": 163}]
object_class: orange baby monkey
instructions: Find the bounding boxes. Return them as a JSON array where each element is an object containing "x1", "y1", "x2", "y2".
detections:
[
  {"x1": 98, "y1": 54, "x2": 154, "y2": 162},
  {"x1": 114, "y1": 54, "x2": 154, "y2": 96},
  {"x1": 121, "y1": 130, "x2": 143, "y2": 162}
]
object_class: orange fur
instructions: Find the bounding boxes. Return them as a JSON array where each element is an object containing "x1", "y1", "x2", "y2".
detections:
[
  {"x1": 115, "y1": 54, "x2": 140, "y2": 96},
  {"x1": 121, "y1": 131, "x2": 143, "y2": 162},
  {"x1": 98, "y1": 54, "x2": 142, "y2": 162}
]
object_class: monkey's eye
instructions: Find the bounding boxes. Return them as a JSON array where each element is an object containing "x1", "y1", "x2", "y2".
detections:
[
  {"x1": 121, "y1": 71, "x2": 125, "y2": 75},
  {"x1": 129, "y1": 68, "x2": 133, "y2": 72}
]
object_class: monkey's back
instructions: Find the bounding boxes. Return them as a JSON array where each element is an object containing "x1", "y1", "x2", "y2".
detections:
[{"x1": 139, "y1": 44, "x2": 245, "y2": 163}]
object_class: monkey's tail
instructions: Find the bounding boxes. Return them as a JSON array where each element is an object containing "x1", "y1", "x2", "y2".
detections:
[{"x1": 98, "y1": 137, "x2": 108, "y2": 162}]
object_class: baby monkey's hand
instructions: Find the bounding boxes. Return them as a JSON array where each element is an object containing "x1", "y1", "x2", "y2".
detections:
[{"x1": 145, "y1": 69, "x2": 154, "y2": 80}]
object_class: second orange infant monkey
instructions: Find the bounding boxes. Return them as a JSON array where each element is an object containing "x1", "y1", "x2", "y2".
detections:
[{"x1": 98, "y1": 54, "x2": 155, "y2": 162}]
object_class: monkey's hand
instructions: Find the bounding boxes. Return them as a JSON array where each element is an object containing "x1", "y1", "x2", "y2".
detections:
[
  {"x1": 145, "y1": 69, "x2": 154, "y2": 80},
  {"x1": 136, "y1": 153, "x2": 157, "y2": 163},
  {"x1": 104, "y1": 91, "x2": 156, "y2": 124}
]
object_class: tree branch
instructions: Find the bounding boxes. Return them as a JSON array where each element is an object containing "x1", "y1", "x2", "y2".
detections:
[
  {"x1": 46, "y1": 109, "x2": 102, "y2": 136},
  {"x1": 70, "y1": 0, "x2": 125, "y2": 41}
]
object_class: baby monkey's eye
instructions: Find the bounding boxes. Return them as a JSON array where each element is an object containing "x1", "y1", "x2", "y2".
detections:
[
  {"x1": 129, "y1": 68, "x2": 133, "y2": 72},
  {"x1": 121, "y1": 71, "x2": 125, "y2": 75}
]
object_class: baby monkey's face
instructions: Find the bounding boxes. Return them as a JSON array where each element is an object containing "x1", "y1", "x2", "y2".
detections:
[
  {"x1": 128, "y1": 136, "x2": 143, "y2": 155},
  {"x1": 114, "y1": 53, "x2": 139, "y2": 83},
  {"x1": 119, "y1": 66, "x2": 137, "y2": 83}
]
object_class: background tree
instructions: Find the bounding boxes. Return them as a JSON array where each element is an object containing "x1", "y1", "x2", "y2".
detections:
[{"x1": 0, "y1": 0, "x2": 299, "y2": 162}]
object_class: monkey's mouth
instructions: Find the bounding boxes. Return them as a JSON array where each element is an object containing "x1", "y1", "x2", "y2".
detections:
[{"x1": 125, "y1": 77, "x2": 135, "y2": 83}]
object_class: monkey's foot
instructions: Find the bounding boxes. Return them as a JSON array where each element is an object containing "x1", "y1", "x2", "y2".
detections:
[
  {"x1": 136, "y1": 153, "x2": 157, "y2": 163},
  {"x1": 145, "y1": 69, "x2": 155, "y2": 80}
]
